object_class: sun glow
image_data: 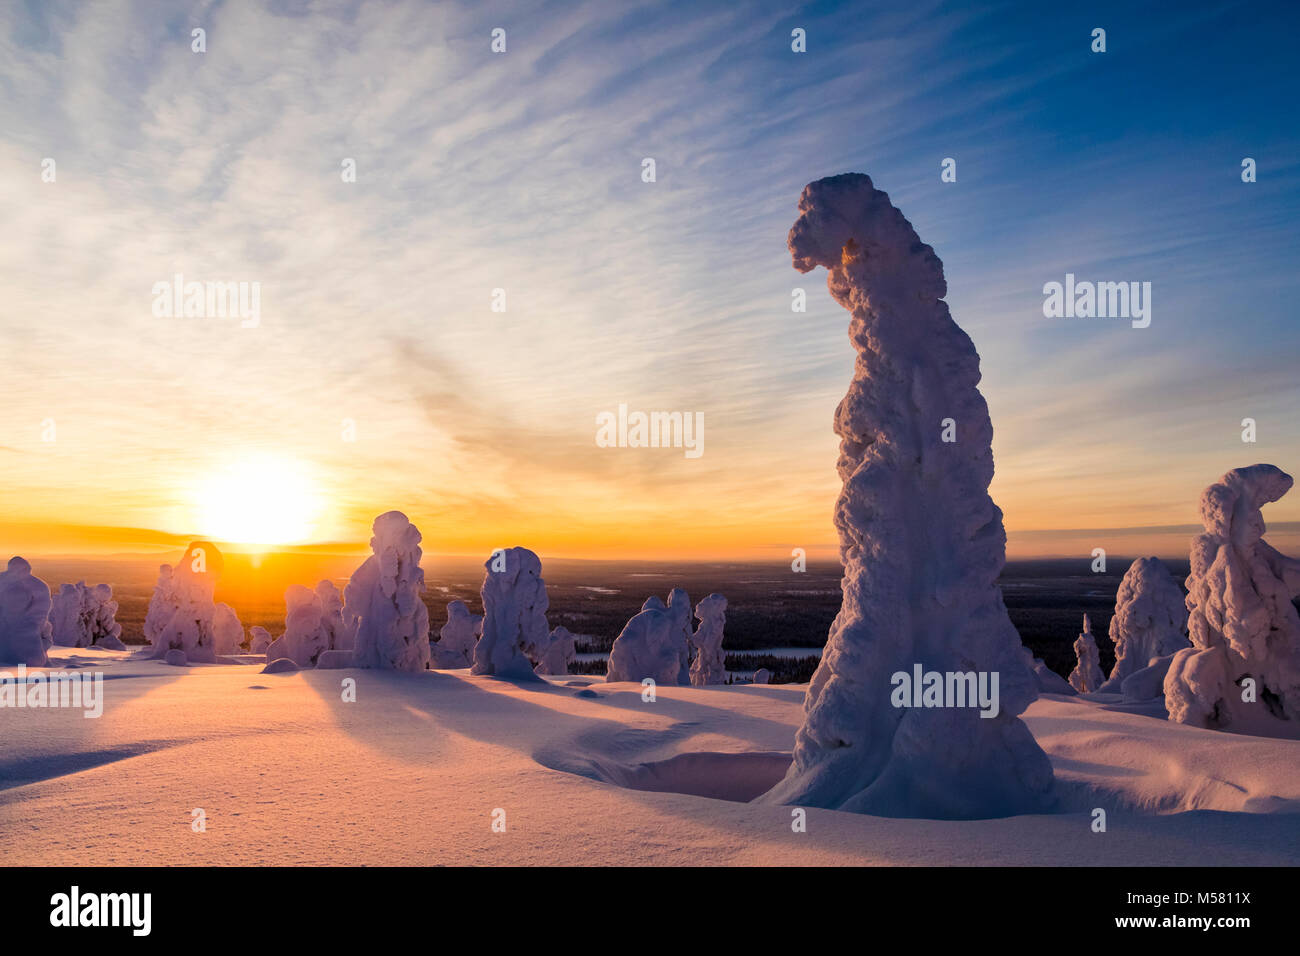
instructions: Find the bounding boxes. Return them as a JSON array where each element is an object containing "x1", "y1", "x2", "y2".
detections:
[{"x1": 192, "y1": 456, "x2": 323, "y2": 546}]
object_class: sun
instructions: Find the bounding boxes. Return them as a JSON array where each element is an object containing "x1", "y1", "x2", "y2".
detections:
[{"x1": 192, "y1": 455, "x2": 323, "y2": 546}]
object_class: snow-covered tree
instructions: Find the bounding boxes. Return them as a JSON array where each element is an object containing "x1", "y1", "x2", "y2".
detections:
[
  {"x1": 1166, "y1": 465, "x2": 1300, "y2": 736},
  {"x1": 432, "y1": 600, "x2": 481, "y2": 669},
  {"x1": 1068, "y1": 615, "x2": 1104, "y2": 694},
  {"x1": 0, "y1": 556, "x2": 52, "y2": 666},
  {"x1": 689, "y1": 593, "x2": 727, "y2": 685},
  {"x1": 144, "y1": 542, "x2": 236, "y2": 664},
  {"x1": 606, "y1": 589, "x2": 692, "y2": 685},
  {"x1": 345, "y1": 512, "x2": 430, "y2": 671},
  {"x1": 50, "y1": 581, "x2": 125, "y2": 649},
  {"x1": 249, "y1": 626, "x2": 273, "y2": 654},
  {"x1": 534, "y1": 625, "x2": 576, "y2": 676},
  {"x1": 758, "y1": 174, "x2": 1053, "y2": 818},
  {"x1": 471, "y1": 547, "x2": 549, "y2": 680},
  {"x1": 1099, "y1": 557, "x2": 1188, "y2": 694}
]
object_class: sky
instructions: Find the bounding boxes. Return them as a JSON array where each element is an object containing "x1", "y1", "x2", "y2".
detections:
[{"x1": 1, "y1": 0, "x2": 1298, "y2": 561}]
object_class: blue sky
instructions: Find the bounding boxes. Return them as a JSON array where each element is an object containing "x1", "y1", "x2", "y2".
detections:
[{"x1": 0, "y1": 0, "x2": 1297, "y2": 558}]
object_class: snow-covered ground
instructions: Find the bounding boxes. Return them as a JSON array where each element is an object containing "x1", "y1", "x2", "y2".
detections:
[{"x1": 2, "y1": 646, "x2": 1297, "y2": 865}]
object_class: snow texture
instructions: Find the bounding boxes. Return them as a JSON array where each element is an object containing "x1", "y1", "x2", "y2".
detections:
[
  {"x1": 759, "y1": 173, "x2": 1054, "y2": 819},
  {"x1": 262, "y1": 658, "x2": 299, "y2": 674},
  {"x1": 0, "y1": 556, "x2": 52, "y2": 666},
  {"x1": 49, "y1": 581, "x2": 124, "y2": 649},
  {"x1": 1068, "y1": 616, "x2": 1104, "y2": 694},
  {"x1": 689, "y1": 593, "x2": 728, "y2": 685},
  {"x1": 472, "y1": 547, "x2": 549, "y2": 680},
  {"x1": 432, "y1": 600, "x2": 481, "y2": 669},
  {"x1": 606, "y1": 589, "x2": 692, "y2": 685},
  {"x1": 1165, "y1": 465, "x2": 1300, "y2": 737},
  {"x1": 345, "y1": 512, "x2": 430, "y2": 672},
  {"x1": 1100, "y1": 557, "x2": 1188, "y2": 693},
  {"x1": 534, "y1": 625, "x2": 576, "y2": 676},
  {"x1": 143, "y1": 542, "x2": 236, "y2": 665}
]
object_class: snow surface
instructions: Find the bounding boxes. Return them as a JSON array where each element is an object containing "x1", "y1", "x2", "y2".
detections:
[
  {"x1": 3, "y1": 646, "x2": 1297, "y2": 866},
  {"x1": 759, "y1": 173, "x2": 1053, "y2": 819},
  {"x1": 1166, "y1": 465, "x2": 1300, "y2": 737}
]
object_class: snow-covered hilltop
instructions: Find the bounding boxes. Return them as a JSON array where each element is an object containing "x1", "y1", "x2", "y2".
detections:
[{"x1": 759, "y1": 173, "x2": 1053, "y2": 819}]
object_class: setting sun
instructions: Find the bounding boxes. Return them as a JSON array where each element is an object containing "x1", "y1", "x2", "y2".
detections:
[{"x1": 192, "y1": 456, "x2": 322, "y2": 546}]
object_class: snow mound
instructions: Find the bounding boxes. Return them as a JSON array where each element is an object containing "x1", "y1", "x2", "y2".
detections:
[
  {"x1": 345, "y1": 512, "x2": 430, "y2": 672},
  {"x1": 0, "y1": 556, "x2": 52, "y2": 665},
  {"x1": 1100, "y1": 557, "x2": 1188, "y2": 694},
  {"x1": 1166, "y1": 464, "x2": 1300, "y2": 737},
  {"x1": 163, "y1": 649, "x2": 188, "y2": 667},
  {"x1": 689, "y1": 593, "x2": 728, "y2": 686},
  {"x1": 262, "y1": 657, "x2": 299, "y2": 674},
  {"x1": 758, "y1": 173, "x2": 1054, "y2": 819},
  {"x1": 607, "y1": 589, "x2": 692, "y2": 685},
  {"x1": 471, "y1": 547, "x2": 549, "y2": 681},
  {"x1": 1068, "y1": 615, "x2": 1104, "y2": 694}
]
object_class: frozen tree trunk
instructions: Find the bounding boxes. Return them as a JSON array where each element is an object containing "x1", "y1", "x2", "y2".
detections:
[
  {"x1": 759, "y1": 174, "x2": 1053, "y2": 819},
  {"x1": 606, "y1": 589, "x2": 692, "y2": 685},
  {"x1": 1068, "y1": 616, "x2": 1104, "y2": 694},
  {"x1": 432, "y1": 600, "x2": 482, "y2": 669},
  {"x1": 1099, "y1": 557, "x2": 1188, "y2": 694},
  {"x1": 346, "y1": 512, "x2": 431, "y2": 672},
  {"x1": 1165, "y1": 465, "x2": 1300, "y2": 737},
  {"x1": 689, "y1": 593, "x2": 728, "y2": 686},
  {"x1": 0, "y1": 557, "x2": 52, "y2": 666},
  {"x1": 471, "y1": 547, "x2": 549, "y2": 681}
]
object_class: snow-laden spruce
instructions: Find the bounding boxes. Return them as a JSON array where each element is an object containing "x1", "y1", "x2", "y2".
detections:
[
  {"x1": 689, "y1": 593, "x2": 728, "y2": 685},
  {"x1": 144, "y1": 542, "x2": 240, "y2": 664},
  {"x1": 267, "y1": 581, "x2": 349, "y2": 667},
  {"x1": 1165, "y1": 465, "x2": 1300, "y2": 737},
  {"x1": 346, "y1": 512, "x2": 430, "y2": 671},
  {"x1": 1068, "y1": 615, "x2": 1104, "y2": 694},
  {"x1": 534, "y1": 625, "x2": 576, "y2": 676},
  {"x1": 249, "y1": 626, "x2": 273, "y2": 654},
  {"x1": 432, "y1": 600, "x2": 482, "y2": 668},
  {"x1": 759, "y1": 173, "x2": 1054, "y2": 818},
  {"x1": 0, "y1": 556, "x2": 53, "y2": 666},
  {"x1": 606, "y1": 589, "x2": 693, "y2": 685},
  {"x1": 1097, "y1": 557, "x2": 1188, "y2": 697},
  {"x1": 471, "y1": 547, "x2": 549, "y2": 680},
  {"x1": 50, "y1": 581, "x2": 126, "y2": 649}
]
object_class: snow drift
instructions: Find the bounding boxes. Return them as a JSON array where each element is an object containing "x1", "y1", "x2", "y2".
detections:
[
  {"x1": 471, "y1": 547, "x2": 549, "y2": 680},
  {"x1": 0, "y1": 556, "x2": 52, "y2": 666},
  {"x1": 346, "y1": 512, "x2": 430, "y2": 672},
  {"x1": 1165, "y1": 465, "x2": 1300, "y2": 737},
  {"x1": 607, "y1": 589, "x2": 693, "y2": 685},
  {"x1": 759, "y1": 173, "x2": 1054, "y2": 819}
]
